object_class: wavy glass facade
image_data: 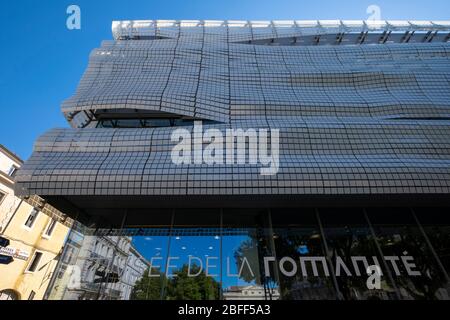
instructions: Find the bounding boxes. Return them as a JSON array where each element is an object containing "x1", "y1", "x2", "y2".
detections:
[{"x1": 12, "y1": 20, "x2": 450, "y2": 300}]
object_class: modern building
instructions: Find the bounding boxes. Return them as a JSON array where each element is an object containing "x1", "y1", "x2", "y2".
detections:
[
  {"x1": 13, "y1": 20, "x2": 450, "y2": 300},
  {"x1": 0, "y1": 145, "x2": 71, "y2": 300}
]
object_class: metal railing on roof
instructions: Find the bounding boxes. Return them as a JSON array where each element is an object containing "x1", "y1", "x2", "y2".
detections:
[{"x1": 111, "y1": 20, "x2": 450, "y2": 43}]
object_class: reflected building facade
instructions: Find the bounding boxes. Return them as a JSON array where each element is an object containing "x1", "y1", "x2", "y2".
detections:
[
  {"x1": 45, "y1": 228, "x2": 149, "y2": 300},
  {"x1": 223, "y1": 285, "x2": 280, "y2": 300},
  {"x1": 13, "y1": 20, "x2": 450, "y2": 300}
]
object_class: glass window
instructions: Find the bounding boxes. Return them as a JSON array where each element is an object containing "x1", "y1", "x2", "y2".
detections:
[
  {"x1": 222, "y1": 209, "x2": 270, "y2": 300},
  {"x1": 28, "y1": 291, "x2": 36, "y2": 300},
  {"x1": 27, "y1": 252, "x2": 43, "y2": 272},
  {"x1": 128, "y1": 211, "x2": 173, "y2": 300},
  {"x1": 0, "y1": 290, "x2": 20, "y2": 300},
  {"x1": 367, "y1": 208, "x2": 449, "y2": 300},
  {"x1": 272, "y1": 209, "x2": 336, "y2": 300},
  {"x1": 42, "y1": 207, "x2": 450, "y2": 301},
  {"x1": 24, "y1": 208, "x2": 39, "y2": 229},
  {"x1": 44, "y1": 219, "x2": 57, "y2": 237},
  {"x1": 164, "y1": 209, "x2": 221, "y2": 300},
  {"x1": 7, "y1": 165, "x2": 18, "y2": 177},
  {"x1": 413, "y1": 208, "x2": 450, "y2": 300},
  {"x1": 62, "y1": 246, "x2": 77, "y2": 265},
  {"x1": 319, "y1": 208, "x2": 397, "y2": 300}
]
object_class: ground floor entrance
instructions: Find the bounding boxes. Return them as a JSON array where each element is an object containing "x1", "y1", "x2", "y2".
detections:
[{"x1": 44, "y1": 207, "x2": 450, "y2": 300}]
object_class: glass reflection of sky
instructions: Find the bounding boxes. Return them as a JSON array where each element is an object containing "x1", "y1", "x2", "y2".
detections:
[
  {"x1": 222, "y1": 235, "x2": 259, "y2": 288},
  {"x1": 132, "y1": 234, "x2": 258, "y2": 289}
]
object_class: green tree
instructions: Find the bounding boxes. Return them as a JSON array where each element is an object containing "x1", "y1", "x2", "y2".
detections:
[
  {"x1": 233, "y1": 238, "x2": 262, "y2": 284},
  {"x1": 166, "y1": 264, "x2": 220, "y2": 300},
  {"x1": 131, "y1": 264, "x2": 221, "y2": 300},
  {"x1": 130, "y1": 268, "x2": 166, "y2": 300}
]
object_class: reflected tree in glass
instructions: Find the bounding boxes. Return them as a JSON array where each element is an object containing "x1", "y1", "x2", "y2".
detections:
[
  {"x1": 374, "y1": 225, "x2": 448, "y2": 300},
  {"x1": 273, "y1": 229, "x2": 336, "y2": 300},
  {"x1": 166, "y1": 264, "x2": 220, "y2": 300},
  {"x1": 130, "y1": 268, "x2": 166, "y2": 300}
]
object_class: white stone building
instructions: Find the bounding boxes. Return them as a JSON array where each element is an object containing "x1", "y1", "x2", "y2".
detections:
[{"x1": 223, "y1": 285, "x2": 280, "y2": 300}]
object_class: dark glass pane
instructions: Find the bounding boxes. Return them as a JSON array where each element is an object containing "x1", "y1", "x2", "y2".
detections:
[
  {"x1": 415, "y1": 208, "x2": 450, "y2": 299},
  {"x1": 272, "y1": 209, "x2": 337, "y2": 300},
  {"x1": 319, "y1": 208, "x2": 397, "y2": 300},
  {"x1": 368, "y1": 209, "x2": 449, "y2": 300}
]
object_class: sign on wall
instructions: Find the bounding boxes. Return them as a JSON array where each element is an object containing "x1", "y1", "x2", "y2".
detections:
[{"x1": 0, "y1": 247, "x2": 30, "y2": 261}]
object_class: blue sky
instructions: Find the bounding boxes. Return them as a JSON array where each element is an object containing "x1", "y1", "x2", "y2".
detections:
[{"x1": 1, "y1": 0, "x2": 449, "y2": 160}]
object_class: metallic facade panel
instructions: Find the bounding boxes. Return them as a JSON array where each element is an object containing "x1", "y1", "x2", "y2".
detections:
[{"x1": 14, "y1": 20, "x2": 450, "y2": 221}]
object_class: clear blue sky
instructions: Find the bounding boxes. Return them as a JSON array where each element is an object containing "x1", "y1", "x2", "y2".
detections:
[{"x1": 1, "y1": 0, "x2": 449, "y2": 160}]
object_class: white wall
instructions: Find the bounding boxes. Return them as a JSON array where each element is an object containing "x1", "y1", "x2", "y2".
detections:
[{"x1": 0, "y1": 149, "x2": 22, "y2": 233}]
